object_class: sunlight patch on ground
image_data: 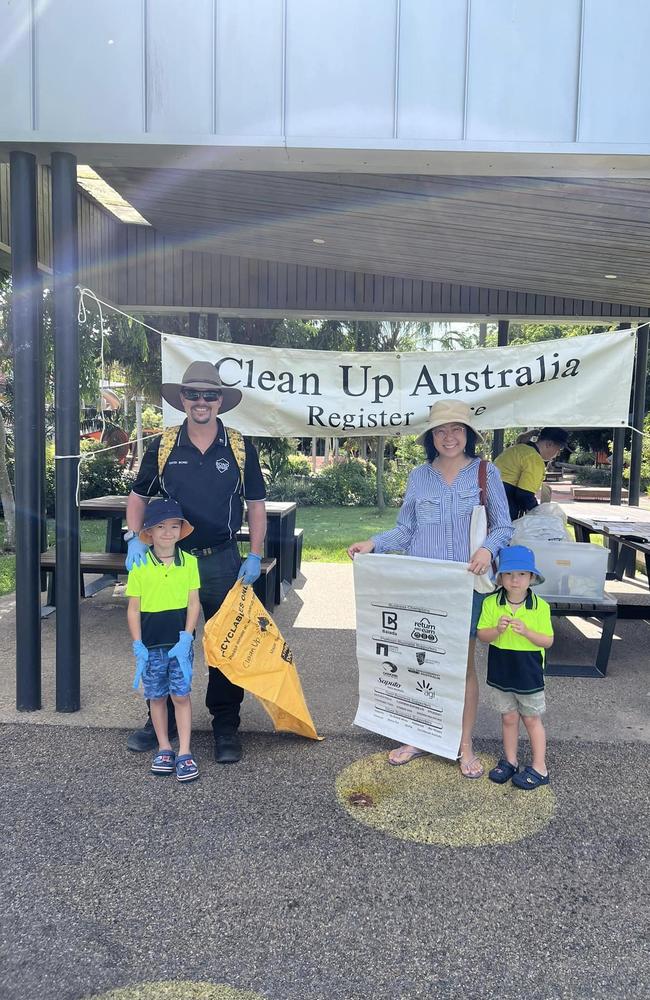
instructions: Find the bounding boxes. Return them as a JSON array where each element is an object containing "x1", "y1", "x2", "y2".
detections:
[
  {"x1": 336, "y1": 751, "x2": 556, "y2": 848},
  {"x1": 84, "y1": 983, "x2": 265, "y2": 1000}
]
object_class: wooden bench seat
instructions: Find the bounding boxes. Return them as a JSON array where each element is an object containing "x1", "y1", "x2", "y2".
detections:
[{"x1": 40, "y1": 549, "x2": 278, "y2": 612}]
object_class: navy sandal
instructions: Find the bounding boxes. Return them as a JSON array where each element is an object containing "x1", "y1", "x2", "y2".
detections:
[
  {"x1": 176, "y1": 754, "x2": 199, "y2": 783},
  {"x1": 151, "y1": 749, "x2": 176, "y2": 775},
  {"x1": 488, "y1": 758, "x2": 519, "y2": 784},
  {"x1": 511, "y1": 765, "x2": 549, "y2": 790}
]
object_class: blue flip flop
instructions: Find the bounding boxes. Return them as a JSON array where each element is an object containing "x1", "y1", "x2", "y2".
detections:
[{"x1": 511, "y1": 765, "x2": 549, "y2": 790}]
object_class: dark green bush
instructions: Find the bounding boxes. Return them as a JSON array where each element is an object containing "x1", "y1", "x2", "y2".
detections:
[
  {"x1": 572, "y1": 450, "x2": 596, "y2": 467},
  {"x1": 266, "y1": 476, "x2": 317, "y2": 505},
  {"x1": 383, "y1": 464, "x2": 410, "y2": 506},
  {"x1": 573, "y1": 467, "x2": 612, "y2": 486},
  {"x1": 311, "y1": 459, "x2": 377, "y2": 506},
  {"x1": 44, "y1": 439, "x2": 135, "y2": 514},
  {"x1": 287, "y1": 453, "x2": 312, "y2": 477}
]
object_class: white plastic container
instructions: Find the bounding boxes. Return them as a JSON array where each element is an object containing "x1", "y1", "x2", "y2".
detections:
[{"x1": 525, "y1": 541, "x2": 608, "y2": 600}]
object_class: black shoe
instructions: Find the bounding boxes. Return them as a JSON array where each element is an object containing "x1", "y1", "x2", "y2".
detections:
[
  {"x1": 214, "y1": 733, "x2": 242, "y2": 764},
  {"x1": 127, "y1": 719, "x2": 178, "y2": 753}
]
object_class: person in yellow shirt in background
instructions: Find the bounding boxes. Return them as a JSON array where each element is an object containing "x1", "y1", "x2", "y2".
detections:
[{"x1": 494, "y1": 427, "x2": 570, "y2": 521}]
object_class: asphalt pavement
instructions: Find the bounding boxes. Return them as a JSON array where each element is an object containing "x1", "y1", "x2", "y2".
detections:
[{"x1": 1, "y1": 563, "x2": 649, "y2": 1000}]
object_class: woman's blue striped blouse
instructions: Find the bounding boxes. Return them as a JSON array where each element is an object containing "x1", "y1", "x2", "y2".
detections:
[{"x1": 372, "y1": 459, "x2": 513, "y2": 562}]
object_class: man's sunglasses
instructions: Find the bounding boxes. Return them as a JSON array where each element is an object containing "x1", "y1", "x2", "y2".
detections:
[{"x1": 180, "y1": 388, "x2": 223, "y2": 402}]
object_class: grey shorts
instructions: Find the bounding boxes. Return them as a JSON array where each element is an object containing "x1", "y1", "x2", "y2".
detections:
[{"x1": 491, "y1": 687, "x2": 546, "y2": 717}]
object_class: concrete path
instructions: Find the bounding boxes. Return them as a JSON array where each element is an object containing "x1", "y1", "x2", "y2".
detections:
[{"x1": 1, "y1": 563, "x2": 649, "y2": 1000}]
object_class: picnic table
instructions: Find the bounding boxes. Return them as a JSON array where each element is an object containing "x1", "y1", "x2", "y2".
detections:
[
  {"x1": 40, "y1": 496, "x2": 298, "y2": 614},
  {"x1": 563, "y1": 502, "x2": 650, "y2": 612}
]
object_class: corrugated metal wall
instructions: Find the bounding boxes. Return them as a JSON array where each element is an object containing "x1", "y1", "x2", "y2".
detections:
[
  {"x1": 0, "y1": 162, "x2": 120, "y2": 302},
  {"x1": 1, "y1": 166, "x2": 647, "y2": 319},
  {"x1": 2, "y1": 0, "x2": 650, "y2": 149}
]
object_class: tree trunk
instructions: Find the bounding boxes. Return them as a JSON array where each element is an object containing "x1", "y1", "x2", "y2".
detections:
[
  {"x1": 0, "y1": 408, "x2": 16, "y2": 550},
  {"x1": 376, "y1": 435, "x2": 386, "y2": 511}
]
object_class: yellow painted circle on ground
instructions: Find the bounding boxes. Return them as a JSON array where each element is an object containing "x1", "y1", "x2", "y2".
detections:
[
  {"x1": 85, "y1": 984, "x2": 265, "y2": 1000},
  {"x1": 336, "y1": 751, "x2": 556, "y2": 847}
]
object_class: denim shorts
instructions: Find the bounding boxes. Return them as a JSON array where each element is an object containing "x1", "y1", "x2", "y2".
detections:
[
  {"x1": 141, "y1": 646, "x2": 193, "y2": 700},
  {"x1": 469, "y1": 591, "x2": 486, "y2": 638}
]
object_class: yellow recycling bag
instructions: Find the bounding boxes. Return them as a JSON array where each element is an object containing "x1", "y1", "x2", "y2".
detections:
[{"x1": 203, "y1": 580, "x2": 321, "y2": 740}]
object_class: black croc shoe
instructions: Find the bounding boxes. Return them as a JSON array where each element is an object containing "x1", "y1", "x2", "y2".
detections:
[{"x1": 488, "y1": 758, "x2": 519, "y2": 784}]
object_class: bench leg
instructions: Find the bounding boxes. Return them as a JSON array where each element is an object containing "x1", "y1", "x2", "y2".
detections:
[
  {"x1": 595, "y1": 612, "x2": 617, "y2": 677},
  {"x1": 40, "y1": 569, "x2": 57, "y2": 619}
]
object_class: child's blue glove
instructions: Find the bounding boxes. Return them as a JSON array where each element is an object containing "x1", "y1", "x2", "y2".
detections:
[
  {"x1": 238, "y1": 553, "x2": 262, "y2": 585},
  {"x1": 168, "y1": 630, "x2": 193, "y2": 686},
  {"x1": 125, "y1": 537, "x2": 149, "y2": 571},
  {"x1": 132, "y1": 639, "x2": 149, "y2": 690}
]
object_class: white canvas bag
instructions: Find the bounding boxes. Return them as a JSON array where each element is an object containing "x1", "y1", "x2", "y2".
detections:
[{"x1": 469, "y1": 459, "x2": 496, "y2": 594}]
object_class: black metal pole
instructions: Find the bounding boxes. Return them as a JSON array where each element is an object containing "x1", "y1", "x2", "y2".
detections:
[
  {"x1": 491, "y1": 320, "x2": 509, "y2": 459},
  {"x1": 38, "y1": 273, "x2": 48, "y2": 556},
  {"x1": 10, "y1": 151, "x2": 42, "y2": 711},
  {"x1": 51, "y1": 151, "x2": 80, "y2": 712},
  {"x1": 610, "y1": 426, "x2": 626, "y2": 507},
  {"x1": 629, "y1": 324, "x2": 649, "y2": 507}
]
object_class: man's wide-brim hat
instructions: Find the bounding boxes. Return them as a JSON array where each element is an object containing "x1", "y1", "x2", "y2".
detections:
[
  {"x1": 161, "y1": 361, "x2": 242, "y2": 414},
  {"x1": 139, "y1": 497, "x2": 194, "y2": 544},
  {"x1": 416, "y1": 400, "x2": 484, "y2": 445}
]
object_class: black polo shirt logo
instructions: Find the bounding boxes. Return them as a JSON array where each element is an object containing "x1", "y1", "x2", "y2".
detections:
[{"x1": 215, "y1": 458, "x2": 230, "y2": 473}]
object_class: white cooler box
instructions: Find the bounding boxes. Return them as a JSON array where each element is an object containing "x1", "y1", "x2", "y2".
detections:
[{"x1": 525, "y1": 541, "x2": 609, "y2": 600}]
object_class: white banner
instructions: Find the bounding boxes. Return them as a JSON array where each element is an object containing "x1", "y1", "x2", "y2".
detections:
[
  {"x1": 161, "y1": 329, "x2": 636, "y2": 437},
  {"x1": 352, "y1": 554, "x2": 473, "y2": 760}
]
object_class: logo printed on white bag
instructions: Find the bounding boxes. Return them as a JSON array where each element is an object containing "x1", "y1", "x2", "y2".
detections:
[{"x1": 411, "y1": 618, "x2": 438, "y2": 643}]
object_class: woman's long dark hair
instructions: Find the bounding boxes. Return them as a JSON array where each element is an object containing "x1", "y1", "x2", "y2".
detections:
[{"x1": 423, "y1": 426, "x2": 478, "y2": 462}]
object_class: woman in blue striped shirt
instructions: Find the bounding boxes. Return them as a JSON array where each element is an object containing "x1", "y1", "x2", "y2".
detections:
[{"x1": 348, "y1": 400, "x2": 512, "y2": 776}]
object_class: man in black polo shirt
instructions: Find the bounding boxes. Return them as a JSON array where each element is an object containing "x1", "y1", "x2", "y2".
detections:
[{"x1": 124, "y1": 361, "x2": 267, "y2": 763}]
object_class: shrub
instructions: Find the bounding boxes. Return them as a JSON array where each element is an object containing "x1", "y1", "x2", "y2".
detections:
[
  {"x1": 383, "y1": 464, "x2": 410, "y2": 507},
  {"x1": 44, "y1": 439, "x2": 135, "y2": 513},
  {"x1": 287, "y1": 453, "x2": 312, "y2": 477},
  {"x1": 266, "y1": 476, "x2": 317, "y2": 505},
  {"x1": 572, "y1": 450, "x2": 596, "y2": 467},
  {"x1": 311, "y1": 459, "x2": 377, "y2": 506},
  {"x1": 573, "y1": 467, "x2": 612, "y2": 486}
]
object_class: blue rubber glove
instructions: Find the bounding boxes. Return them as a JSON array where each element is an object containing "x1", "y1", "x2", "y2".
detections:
[
  {"x1": 168, "y1": 630, "x2": 193, "y2": 686},
  {"x1": 132, "y1": 639, "x2": 149, "y2": 690},
  {"x1": 125, "y1": 536, "x2": 149, "y2": 571},
  {"x1": 238, "y1": 553, "x2": 262, "y2": 585}
]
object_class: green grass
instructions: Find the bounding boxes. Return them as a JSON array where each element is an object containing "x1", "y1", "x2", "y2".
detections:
[
  {"x1": 1, "y1": 508, "x2": 641, "y2": 594},
  {"x1": 0, "y1": 519, "x2": 109, "y2": 597},
  {"x1": 0, "y1": 508, "x2": 397, "y2": 595},
  {"x1": 296, "y1": 506, "x2": 399, "y2": 562}
]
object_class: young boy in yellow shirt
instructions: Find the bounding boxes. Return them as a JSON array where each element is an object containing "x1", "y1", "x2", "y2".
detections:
[{"x1": 477, "y1": 545, "x2": 554, "y2": 790}]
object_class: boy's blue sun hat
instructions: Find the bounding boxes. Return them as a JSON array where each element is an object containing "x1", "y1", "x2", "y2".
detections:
[
  {"x1": 139, "y1": 497, "x2": 193, "y2": 543},
  {"x1": 497, "y1": 545, "x2": 544, "y2": 585}
]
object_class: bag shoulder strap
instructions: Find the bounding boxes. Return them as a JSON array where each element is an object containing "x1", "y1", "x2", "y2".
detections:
[
  {"x1": 226, "y1": 427, "x2": 246, "y2": 483},
  {"x1": 157, "y1": 425, "x2": 181, "y2": 478},
  {"x1": 157, "y1": 424, "x2": 247, "y2": 483},
  {"x1": 478, "y1": 458, "x2": 488, "y2": 507}
]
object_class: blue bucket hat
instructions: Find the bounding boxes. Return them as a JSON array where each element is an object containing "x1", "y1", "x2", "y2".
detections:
[
  {"x1": 139, "y1": 497, "x2": 193, "y2": 543},
  {"x1": 497, "y1": 545, "x2": 545, "y2": 585}
]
